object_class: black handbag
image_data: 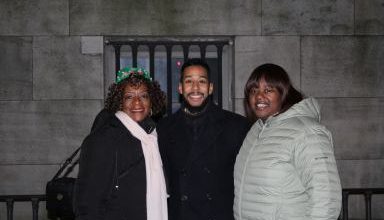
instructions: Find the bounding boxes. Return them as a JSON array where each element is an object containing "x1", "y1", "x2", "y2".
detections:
[{"x1": 46, "y1": 147, "x2": 81, "y2": 220}]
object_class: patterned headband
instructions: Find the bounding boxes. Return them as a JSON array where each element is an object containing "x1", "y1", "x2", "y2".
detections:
[{"x1": 116, "y1": 67, "x2": 152, "y2": 83}]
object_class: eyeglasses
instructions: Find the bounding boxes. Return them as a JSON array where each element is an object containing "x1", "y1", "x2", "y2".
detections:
[{"x1": 123, "y1": 92, "x2": 150, "y2": 103}]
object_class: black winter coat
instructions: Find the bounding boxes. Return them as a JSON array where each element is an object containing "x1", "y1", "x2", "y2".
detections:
[
  {"x1": 157, "y1": 104, "x2": 251, "y2": 220},
  {"x1": 73, "y1": 113, "x2": 147, "y2": 220}
]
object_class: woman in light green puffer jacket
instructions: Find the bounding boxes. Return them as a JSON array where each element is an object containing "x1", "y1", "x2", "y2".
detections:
[{"x1": 234, "y1": 64, "x2": 341, "y2": 220}]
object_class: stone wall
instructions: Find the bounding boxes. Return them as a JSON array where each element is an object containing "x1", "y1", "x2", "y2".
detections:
[{"x1": 0, "y1": 0, "x2": 383, "y2": 219}]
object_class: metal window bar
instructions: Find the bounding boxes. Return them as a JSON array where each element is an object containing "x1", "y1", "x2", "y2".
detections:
[
  {"x1": 0, "y1": 188, "x2": 383, "y2": 219},
  {"x1": 338, "y1": 188, "x2": 384, "y2": 220},
  {"x1": 105, "y1": 40, "x2": 229, "y2": 115},
  {"x1": 0, "y1": 194, "x2": 46, "y2": 220}
]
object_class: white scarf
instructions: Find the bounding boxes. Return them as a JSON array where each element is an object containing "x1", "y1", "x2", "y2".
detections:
[{"x1": 115, "y1": 111, "x2": 168, "y2": 220}]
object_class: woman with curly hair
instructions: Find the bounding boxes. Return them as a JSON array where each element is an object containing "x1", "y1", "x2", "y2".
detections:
[{"x1": 74, "y1": 67, "x2": 168, "y2": 220}]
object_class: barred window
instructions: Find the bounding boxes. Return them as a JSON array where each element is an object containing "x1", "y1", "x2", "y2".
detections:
[{"x1": 104, "y1": 37, "x2": 233, "y2": 115}]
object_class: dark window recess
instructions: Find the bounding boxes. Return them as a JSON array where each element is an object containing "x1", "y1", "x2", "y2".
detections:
[{"x1": 105, "y1": 40, "x2": 229, "y2": 116}]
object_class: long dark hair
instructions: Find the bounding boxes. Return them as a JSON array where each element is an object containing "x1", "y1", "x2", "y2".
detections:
[{"x1": 244, "y1": 63, "x2": 303, "y2": 122}]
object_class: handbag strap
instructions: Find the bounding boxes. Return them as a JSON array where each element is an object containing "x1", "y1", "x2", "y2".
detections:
[{"x1": 51, "y1": 146, "x2": 81, "y2": 181}]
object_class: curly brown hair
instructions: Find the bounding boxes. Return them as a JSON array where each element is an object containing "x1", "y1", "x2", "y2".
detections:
[{"x1": 105, "y1": 75, "x2": 166, "y2": 117}]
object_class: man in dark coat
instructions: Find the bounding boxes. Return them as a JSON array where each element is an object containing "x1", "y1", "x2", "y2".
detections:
[{"x1": 157, "y1": 58, "x2": 251, "y2": 220}]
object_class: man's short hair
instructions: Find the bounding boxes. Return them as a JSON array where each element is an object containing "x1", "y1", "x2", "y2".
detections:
[{"x1": 180, "y1": 58, "x2": 211, "y2": 82}]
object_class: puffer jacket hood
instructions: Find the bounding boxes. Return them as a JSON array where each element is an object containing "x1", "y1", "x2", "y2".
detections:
[
  {"x1": 285, "y1": 97, "x2": 320, "y2": 121},
  {"x1": 265, "y1": 97, "x2": 321, "y2": 125}
]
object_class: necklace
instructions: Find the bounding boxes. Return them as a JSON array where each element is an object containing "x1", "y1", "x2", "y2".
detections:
[{"x1": 183, "y1": 107, "x2": 204, "y2": 117}]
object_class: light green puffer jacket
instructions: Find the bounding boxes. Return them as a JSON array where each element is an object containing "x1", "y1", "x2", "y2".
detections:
[{"x1": 234, "y1": 98, "x2": 341, "y2": 220}]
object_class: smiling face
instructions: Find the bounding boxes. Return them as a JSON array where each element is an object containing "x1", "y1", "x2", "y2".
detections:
[
  {"x1": 178, "y1": 65, "x2": 213, "y2": 107},
  {"x1": 249, "y1": 78, "x2": 282, "y2": 121},
  {"x1": 121, "y1": 84, "x2": 151, "y2": 122}
]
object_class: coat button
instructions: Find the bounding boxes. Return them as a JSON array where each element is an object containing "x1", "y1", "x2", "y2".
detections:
[
  {"x1": 180, "y1": 195, "x2": 188, "y2": 201},
  {"x1": 204, "y1": 167, "x2": 211, "y2": 174},
  {"x1": 206, "y1": 193, "x2": 212, "y2": 200},
  {"x1": 180, "y1": 169, "x2": 187, "y2": 177}
]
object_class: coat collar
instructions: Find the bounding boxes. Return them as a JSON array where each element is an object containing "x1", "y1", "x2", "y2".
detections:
[{"x1": 169, "y1": 103, "x2": 226, "y2": 166}]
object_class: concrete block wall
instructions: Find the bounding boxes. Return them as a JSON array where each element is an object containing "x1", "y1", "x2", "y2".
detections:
[{"x1": 0, "y1": 0, "x2": 383, "y2": 219}]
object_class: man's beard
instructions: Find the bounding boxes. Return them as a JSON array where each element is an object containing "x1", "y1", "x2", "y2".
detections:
[{"x1": 183, "y1": 95, "x2": 210, "y2": 115}]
